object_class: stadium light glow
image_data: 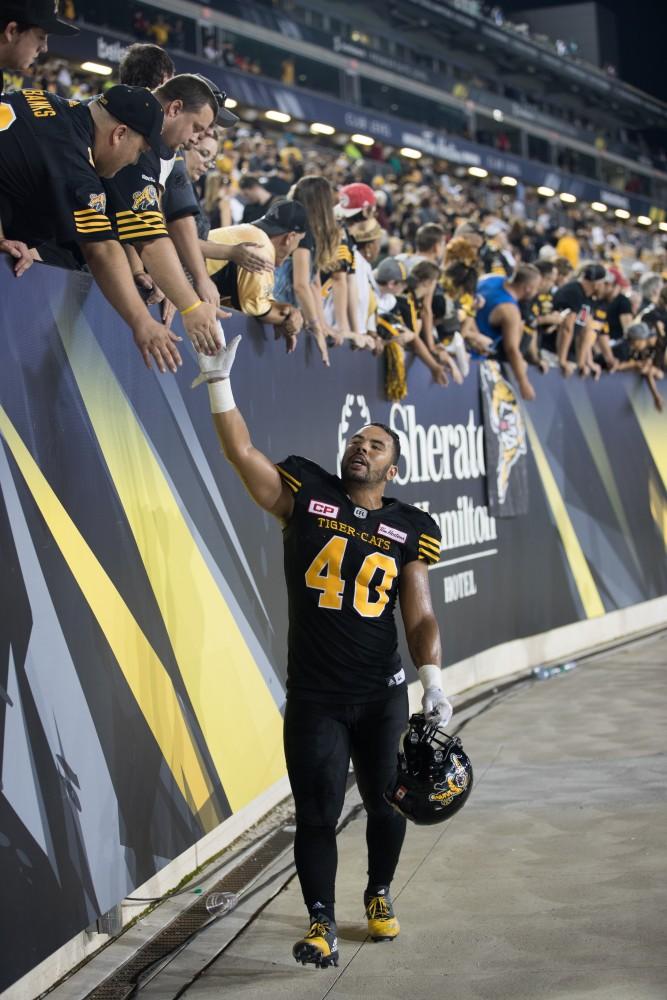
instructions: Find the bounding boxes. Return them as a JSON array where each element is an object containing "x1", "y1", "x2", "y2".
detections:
[
  {"x1": 224, "y1": 98, "x2": 238, "y2": 109},
  {"x1": 559, "y1": 192, "x2": 577, "y2": 203},
  {"x1": 537, "y1": 186, "x2": 555, "y2": 197},
  {"x1": 400, "y1": 147, "x2": 422, "y2": 159},
  {"x1": 492, "y1": 108, "x2": 504, "y2": 122},
  {"x1": 310, "y1": 122, "x2": 335, "y2": 135},
  {"x1": 636, "y1": 215, "x2": 651, "y2": 226},
  {"x1": 468, "y1": 166, "x2": 488, "y2": 178},
  {"x1": 265, "y1": 110, "x2": 291, "y2": 123},
  {"x1": 351, "y1": 133, "x2": 375, "y2": 146},
  {"x1": 591, "y1": 202, "x2": 607, "y2": 212},
  {"x1": 500, "y1": 176, "x2": 517, "y2": 186},
  {"x1": 659, "y1": 222, "x2": 667, "y2": 232},
  {"x1": 614, "y1": 208, "x2": 631, "y2": 219},
  {"x1": 81, "y1": 61, "x2": 113, "y2": 75}
]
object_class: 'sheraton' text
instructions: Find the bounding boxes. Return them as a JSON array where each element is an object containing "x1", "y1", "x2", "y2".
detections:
[{"x1": 389, "y1": 404, "x2": 485, "y2": 485}]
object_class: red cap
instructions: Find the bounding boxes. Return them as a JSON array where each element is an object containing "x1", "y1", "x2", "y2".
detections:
[
  {"x1": 607, "y1": 265, "x2": 629, "y2": 289},
  {"x1": 337, "y1": 182, "x2": 376, "y2": 217}
]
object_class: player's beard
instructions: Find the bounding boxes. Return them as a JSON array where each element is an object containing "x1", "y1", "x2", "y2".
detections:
[{"x1": 342, "y1": 454, "x2": 392, "y2": 487}]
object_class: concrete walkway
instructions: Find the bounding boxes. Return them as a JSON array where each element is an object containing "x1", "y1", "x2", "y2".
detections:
[{"x1": 177, "y1": 633, "x2": 667, "y2": 1000}]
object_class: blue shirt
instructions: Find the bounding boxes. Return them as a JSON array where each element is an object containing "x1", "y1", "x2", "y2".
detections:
[{"x1": 475, "y1": 275, "x2": 518, "y2": 347}]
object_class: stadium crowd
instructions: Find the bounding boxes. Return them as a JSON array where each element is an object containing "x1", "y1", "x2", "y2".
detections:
[{"x1": 0, "y1": 11, "x2": 665, "y2": 410}]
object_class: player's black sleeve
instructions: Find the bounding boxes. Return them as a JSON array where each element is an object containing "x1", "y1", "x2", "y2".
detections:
[
  {"x1": 404, "y1": 509, "x2": 442, "y2": 566},
  {"x1": 276, "y1": 455, "x2": 305, "y2": 498},
  {"x1": 275, "y1": 456, "x2": 345, "y2": 522},
  {"x1": 275, "y1": 455, "x2": 332, "y2": 499},
  {"x1": 162, "y1": 155, "x2": 200, "y2": 224}
]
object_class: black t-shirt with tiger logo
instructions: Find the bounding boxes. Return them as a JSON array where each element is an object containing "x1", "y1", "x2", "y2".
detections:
[{"x1": 276, "y1": 455, "x2": 441, "y2": 702}]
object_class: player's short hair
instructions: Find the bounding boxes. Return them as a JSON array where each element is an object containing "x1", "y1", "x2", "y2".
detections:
[
  {"x1": 119, "y1": 43, "x2": 175, "y2": 89},
  {"x1": 367, "y1": 423, "x2": 401, "y2": 465},
  {"x1": 154, "y1": 74, "x2": 218, "y2": 119}
]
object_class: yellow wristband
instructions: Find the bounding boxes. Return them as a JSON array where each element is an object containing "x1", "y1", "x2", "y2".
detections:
[{"x1": 180, "y1": 299, "x2": 203, "y2": 317}]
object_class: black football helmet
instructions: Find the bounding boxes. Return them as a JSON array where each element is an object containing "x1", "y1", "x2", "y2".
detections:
[{"x1": 384, "y1": 713, "x2": 473, "y2": 825}]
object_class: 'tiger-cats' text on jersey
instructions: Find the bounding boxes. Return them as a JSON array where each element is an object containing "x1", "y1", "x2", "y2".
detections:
[{"x1": 277, "y1": 456, "x2": 442, "y2": 702}]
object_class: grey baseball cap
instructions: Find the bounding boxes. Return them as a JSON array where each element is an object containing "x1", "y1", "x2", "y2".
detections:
[
  {"x1": 375, "y1": 257, "x2": 408, "y2": 284},
  {"x1": 626, "y1": 322, "x2": 652, "y2": 341}
]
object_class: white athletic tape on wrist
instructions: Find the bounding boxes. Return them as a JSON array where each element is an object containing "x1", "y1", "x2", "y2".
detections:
[
  {"x1": 207, "y1": 379, "x2": 235, "y2": 413},
  {"x1": 418, "y1": 664, "x2": 443, "y2": 691}
]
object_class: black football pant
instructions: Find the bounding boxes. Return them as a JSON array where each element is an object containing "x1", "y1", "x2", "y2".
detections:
[{"x1": 283, "y1": 689, "x2": 408, "y2": 919}]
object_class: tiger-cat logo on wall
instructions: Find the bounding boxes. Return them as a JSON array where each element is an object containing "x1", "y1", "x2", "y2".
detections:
[{"x1": 479, "y1": 360, "x2": 527, "y2": 510}]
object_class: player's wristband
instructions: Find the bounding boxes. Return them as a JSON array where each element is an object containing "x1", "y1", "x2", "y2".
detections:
[
  {"x1": 207, "y1": 379, "x2": 235, "y2": 414},
  {"x1": 180, "y1": 299, "x2": 203, "y2": 317},
  {"x1": 418, "y1": 664, "x2": 443, "y2": 691}
]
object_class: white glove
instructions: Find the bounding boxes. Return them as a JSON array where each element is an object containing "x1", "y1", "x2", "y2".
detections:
[
  {"x1": 418, "y1": 664, "x2": 453, "y2": 728},
  {"x1": 191, "y1": 334, "x2": 241, "y2": 388}
]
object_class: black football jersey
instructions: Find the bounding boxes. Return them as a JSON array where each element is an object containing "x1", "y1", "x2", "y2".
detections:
[
  {"x1": 103, "y1": 146, "x2": 169, "y2": 245},
  {"x1": 0, "y1": 90, "x2": 115, "y2": 246},
  {"x1": 276, "y1": 456, "x2": 442, "y2": 702}
]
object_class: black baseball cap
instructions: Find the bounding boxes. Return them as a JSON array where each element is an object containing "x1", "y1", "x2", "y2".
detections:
[
  {"x1": 581, "y1": 263, "x2": 606, "y2": 282},
  {"x1": 255, "y1": 200, "x2": 307, "y2": 236},
  {"x1": 97, "y1": 85, "x2": 163, "y2": 157},
  {"x1": 192, "y1": 74, "x2": 239, "y2": 126},
  {"x1": 1, "y1": 0, "x2": 79, "y2": 34}
]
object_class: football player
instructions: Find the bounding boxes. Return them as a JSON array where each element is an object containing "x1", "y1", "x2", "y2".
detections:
[{"x1": 193, "y1": 335, "x2": 453, "y2": 968}]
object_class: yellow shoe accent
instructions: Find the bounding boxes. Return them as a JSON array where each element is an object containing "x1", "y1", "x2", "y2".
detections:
[
  {"x1": 292, "y1": 917, "x2": 339, "y2": 968},
  {"x1": 365, "y1": 894, "x2": 400, "y2": 941}
]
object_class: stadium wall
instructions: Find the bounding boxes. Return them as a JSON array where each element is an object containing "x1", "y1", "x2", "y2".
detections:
[{"x1": 1, "y1": 261, "x2": 666, "y2": 996}]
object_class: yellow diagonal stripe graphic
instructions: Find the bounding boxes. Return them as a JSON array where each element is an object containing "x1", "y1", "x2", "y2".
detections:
[
  {"x1": 0, "y1": 406, "x2": 216, "y2": 820},
  {"x1": 59, "y1": 324, "x2": 284, "y2": 815},
  {"x1": 526, "y1": 415, "x2": 604, "y2": 618},
  {"x1": 629, "y1": 387, "x2": 667, "y2": 491},
  {"x1": 648, "y1": 474, "x2": 667, "y2": 546}
]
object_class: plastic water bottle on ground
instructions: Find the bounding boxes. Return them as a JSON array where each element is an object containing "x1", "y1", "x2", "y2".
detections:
[
  {"x1": 205, "y1": 891, "x2": 239, "y2": 916},
  {"x1": 532, "y1": 661, "x2": 577, "y2": 681}
]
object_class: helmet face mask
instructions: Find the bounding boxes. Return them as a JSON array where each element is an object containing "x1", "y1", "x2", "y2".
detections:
[{"x1": 384, "y1": 713, "x2": 473, "y2": 825}]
